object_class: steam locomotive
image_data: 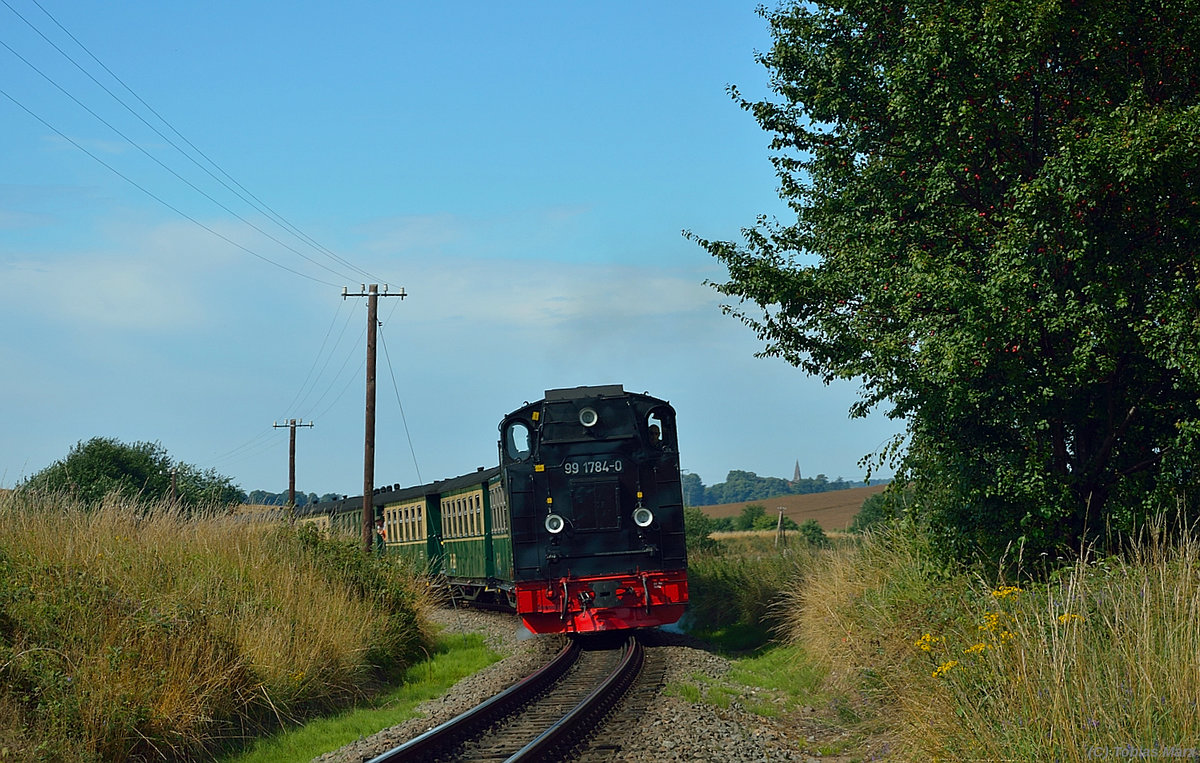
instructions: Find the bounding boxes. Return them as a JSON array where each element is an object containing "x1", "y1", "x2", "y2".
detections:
[{"x1": 302, "y1": 385, "x2": 689, "y2": 634}]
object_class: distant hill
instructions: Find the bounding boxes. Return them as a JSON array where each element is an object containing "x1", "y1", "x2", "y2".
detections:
[{"x1": 698, "y1": 483, "x2": 889, "y2": 532}]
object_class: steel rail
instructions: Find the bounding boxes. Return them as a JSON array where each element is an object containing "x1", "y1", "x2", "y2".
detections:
[
  {"x1": 367, "y1": 639, "x2": 580, "y2": 763},
  {"x1": 505, "y1": 635, "x2": 643, "y2": 763}
]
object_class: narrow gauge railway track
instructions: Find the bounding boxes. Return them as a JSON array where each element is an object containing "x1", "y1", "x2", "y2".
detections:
[{"x1": 370, "y1": 635, "x2": 643, "y2": 763}]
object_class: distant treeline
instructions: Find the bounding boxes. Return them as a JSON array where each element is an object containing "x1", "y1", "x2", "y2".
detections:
[
  {"x1": 245, "y1": 490, "x2": 343, "y2": 507},
  {"x1": 683, "y1": 470, "x2": 866, "y2": 507},
  {"x1": 245, "y1": 469, "x2": 866, "y2": 509}
]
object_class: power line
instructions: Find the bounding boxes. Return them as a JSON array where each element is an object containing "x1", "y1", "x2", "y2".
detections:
[
  {"x1": 4, "y1": 0, "x2": 385, "y2": 284},
  {"x1": 206, "y1": 426, "x2": 281, "y2": 468},
  {"x1": 379, "y1": 318, "x2": 423, "y2": 486},
  {"x1": 0, "y1": 36, "x2": 358, "y2": 284},
  {"x1": 0, "y1": 85, "x2": 342, "y2": 287},
  {"x1": 278, "y1": 298, "x2": 355, "y2": 417},
  {"x1": 301, "y1": 319, "x2": 367, "y2": 422}
]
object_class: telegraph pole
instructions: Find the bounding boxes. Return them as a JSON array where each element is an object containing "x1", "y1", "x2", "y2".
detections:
[
  {"x1": 273, "y1": 419, "x2": 313, "y2": 522},
  {"x1": 344, "y1": 284, "x2": 406, "y2": 552}
]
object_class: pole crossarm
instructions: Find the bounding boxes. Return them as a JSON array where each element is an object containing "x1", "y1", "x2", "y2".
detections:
[{"x1": 273, "y1": 419, "x2": 314, "y2": 520}]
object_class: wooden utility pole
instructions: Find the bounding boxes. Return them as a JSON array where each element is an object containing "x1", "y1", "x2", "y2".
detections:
[
  {"x1": 344, "y1": 284, "x2": 406, "y2": 552},
  {"x1": 273, "y1": 419, "x2": 313, "y2": 522}
]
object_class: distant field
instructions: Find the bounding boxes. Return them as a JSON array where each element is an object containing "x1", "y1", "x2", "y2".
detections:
[{"x1": 697, "y1": 483, "x2": 889, "y2": 532}]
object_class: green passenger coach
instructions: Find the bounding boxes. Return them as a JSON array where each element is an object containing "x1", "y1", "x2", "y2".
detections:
[{"x1": 303, "y1": 466, "x2": 513, "y2": 604}]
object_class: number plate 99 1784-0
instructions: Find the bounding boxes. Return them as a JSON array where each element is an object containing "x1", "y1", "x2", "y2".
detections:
[{"x1": 563, "y1": 459, "x2": 623, "y2": 475}]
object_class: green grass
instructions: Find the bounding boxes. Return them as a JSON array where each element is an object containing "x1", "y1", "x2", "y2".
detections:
[
  {"x1": 665, "y1": 643, "x2": 831, "y2": 719},
  {"x1": 223, "y1": 633, "x2": 501, "y2": 762},
  {"x1": 0, "y1": 490, "x2": 436, "y2": 761}
]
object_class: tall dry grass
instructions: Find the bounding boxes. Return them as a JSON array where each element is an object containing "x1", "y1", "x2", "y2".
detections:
[
  {"x1": 0, "y1": 490, "x2": 434, "y2": 761},
  {"x1": 780, "y1": 521, "x2": 1200, "y2": 760},
  {"x1": 685, "y1": 532, "x2": 835, "y2": 651}
]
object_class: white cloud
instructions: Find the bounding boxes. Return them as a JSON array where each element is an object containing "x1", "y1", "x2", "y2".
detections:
[
  {"x1": 356, "y1": 206, "x2": 593, "y2": 262},
  {"x1": 2, "y1": 256, "x2": 206, "y2": 331},
  {"x1": 0, "y1": 218, "x2": 257, "y2": 333},
  {"x1": 394, "y1": 256, "x2": 718, "y2": 335}
]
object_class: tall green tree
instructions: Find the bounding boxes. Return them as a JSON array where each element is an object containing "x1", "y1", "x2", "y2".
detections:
[
  {"x1": 693, "y1": 0, "x2": 1200, "y2": 557},
  {"x1": 20, "y1": 437, "x2": 245, "y2": 508},
  {"x1": 681, "y1": 471, "x2": 707, "y2": 506}
]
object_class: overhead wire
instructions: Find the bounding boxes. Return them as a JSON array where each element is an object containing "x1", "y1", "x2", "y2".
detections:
[
  {"x1": 307, "y1": 353, "x2": 367, "y2": 426},
  {"x1": 277, "y1": 297, "x2": 355, "y2": 418},
  {"x1": 300, "y1": 313, "x2": 367, "y2": 424},
  {"x1": 378, "y1": 300, "x2": 423, "y2": 485},
  {"x1": 0, "y1": 86, "x2": 342, "y2": 287},
  {"x1": 3, "y1": 0, "x2": 416, "y2": 491},
  {"x1": 206, "y1": 427, "x2": 281, "y2": 468},
  {"x1": 4, "y1": 0, "x2": 385, "y2": 284},
  {"x1": 0, "y1": 36, "x2": 357, "y2": 284}
]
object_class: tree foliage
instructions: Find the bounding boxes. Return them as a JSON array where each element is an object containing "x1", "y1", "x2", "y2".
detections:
[
  {"x1": 694, "y1": 0, "x2": 1200, "y2": 558},
  {"x1": 683, "y1": 506, "x2": 720, "y2": 553},
  {"x1": 20, "y1": 437, "x2": 245, "y2": 508},
  {"x1": 681, "y1": 471, "x2": 706, "y2": 507},
  {"x1": 850, "y1": 487, "x2": 914, "y2": 533},
  {"x1": 751, "y1": 512, "x2": 800, "y2": 531},
  {"x1": 734, "y1": 503, "x2": 768, "y2": 531},
  {"x1": 245, "y1": 490, "x2": 341, "y2": 507}
]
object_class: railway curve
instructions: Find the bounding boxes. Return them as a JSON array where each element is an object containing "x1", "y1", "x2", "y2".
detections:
[
  {"x1": 313, "y1": 607, "x2": 855, "y2": 762},
  {"x1": 369, "y1": 635, "x2": 641, "y2": 762}
]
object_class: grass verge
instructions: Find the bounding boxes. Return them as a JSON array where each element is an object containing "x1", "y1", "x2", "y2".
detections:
[
  {"x1": 780, "y1": 521, "x2": 1200, "y2": 760},
  {"x1": 0, "y1": 490, "x2": 435, "y2": 761},
  {"x1": 223, "y1": 632, "x2": 501, "y2": 762}
]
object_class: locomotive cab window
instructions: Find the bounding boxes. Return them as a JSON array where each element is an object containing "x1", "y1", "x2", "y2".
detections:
[
  {"x1": 505, "y1": 420, "x2": 532, "y2": 460},
  {"x1": 646, "y1": 411, "x2": 670, "y2": 449}
]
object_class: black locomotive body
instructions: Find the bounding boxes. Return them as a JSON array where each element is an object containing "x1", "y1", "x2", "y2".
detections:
[{"x1": 499, "y1": 384, "x2": 688, "y2": 633}]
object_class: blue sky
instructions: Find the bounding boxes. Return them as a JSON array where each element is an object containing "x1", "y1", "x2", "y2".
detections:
[{"x1": 1, "y1": 1, "x2": 902, "y2": 497}]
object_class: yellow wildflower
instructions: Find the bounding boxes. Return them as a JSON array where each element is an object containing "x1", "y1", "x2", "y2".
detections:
[
  {"x1": 963, "y1": 642, "x2": 990, "y2": 655},
  {"x1": 1057, "y1": 613, "x2": 1084, "y2": 624},
  {"x1": 932, "y1": 660, "x2": 959, "y2": 678},
  {"x1": 991, "y1": 585, "x2": 1022, "y2": 599},
  {"x1": 979, "y1": 611, "x2": 1003, "y2": 632},
  {"x1": 914, "y1": 633, "x2": 940, "y2": 652}
]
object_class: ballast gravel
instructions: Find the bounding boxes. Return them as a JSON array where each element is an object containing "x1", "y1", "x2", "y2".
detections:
[{"x1": 312, "y1": 606, "x2": 865, "y2": 763}]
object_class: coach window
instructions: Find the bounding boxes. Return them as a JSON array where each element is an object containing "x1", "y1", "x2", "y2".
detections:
[{"x1": 505, "y1": 421, "x2": 532, "y2": 460}]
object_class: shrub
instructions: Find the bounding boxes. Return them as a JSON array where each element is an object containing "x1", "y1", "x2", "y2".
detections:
[
  {"x1": 733, "y1": 503, "x2": 766, "y2": 531},
  {"x1": 683, "y1": 507, "x2": 719, "y2": 554},
  {"x1": 798, "y1": 519, "x2": 828, "y2": 547}
]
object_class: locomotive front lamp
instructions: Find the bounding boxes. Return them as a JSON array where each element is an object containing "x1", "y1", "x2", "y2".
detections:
[
  {"x1": 545, "y1": 513, "x2": 566, "y2": 534},
  {"x1": 633, "y1": 507, "x2": 654, "y2": 528},
  {"x1": 579, "y1": 407, "x2": 599, "y2": 427}
]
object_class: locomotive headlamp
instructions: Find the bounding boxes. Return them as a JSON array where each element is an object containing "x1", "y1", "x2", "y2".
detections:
[
  {"x1": 545, "y1": 513, "x2": 566, "y2": 534},
  {"x1": 579, "y1": 407, "x2": 599, "y2": 427},
  {"x1": 633, "y1": 507, "x2": 654, "y2": 528}
]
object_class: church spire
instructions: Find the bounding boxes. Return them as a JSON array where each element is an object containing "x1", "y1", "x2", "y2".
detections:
[{"x1": 793, "y1": 460, "x2": 801, "y2": 483}]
